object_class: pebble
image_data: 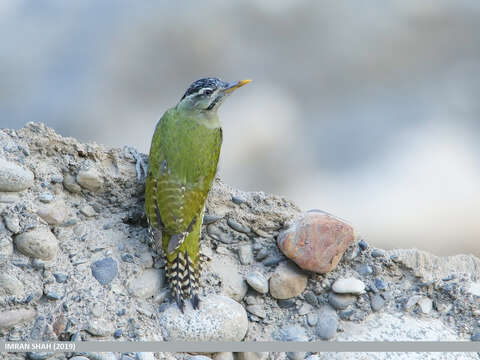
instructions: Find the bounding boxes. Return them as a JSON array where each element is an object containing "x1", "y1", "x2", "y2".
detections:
[
  {"x1": 53, "y1": 273, "x2": 67, "y2": 283},
  {"x1": 214, "y1": 353, "x2": 234, "y2": 360},
  {"x1": 232, "y1": 195, "x2": 247, "y2": 205},
  {"x1": 304, "y1": 291, "x2": 319, "y2": 306},
  {"x1": 287, "y1": 353, "x2": 306, "y2": 360},
  {"x1": 128, "y1": 269, "x2": 165, "y2": 299},
  {"x1": 227, "y1": 218, "x2": 251, "y2": 234},
  {"x1": 80, "y1": 204, "x2": 96, "y2": 217},
  {"x1": 298, "y1": 302, "x2": 313, "y2": 315},
  {"x1": 263, "y1": 255, "x2": 285, "y2": 266},
  {"x1": 471, "y1": 332, "x2": 480, "y2": 341},
  {"x1": 136, "y1": 353, "x2": 155, "y2": 360},
  {"x1": 238, "y1": 244, "x2": 254, "y2": 265},
  {"x1": 332, "y1": 277, "x2": 365, "y2": 295},
  {"x1": 70, "y1": 357, "x2": 90, "y2": 360},
  {"x1": 255, "y1": 248, "x2": 269, "y2": 261},
  {"x1": 370, "y1": 293, "x2": 386, "y2": 312},
  {"x1": 4, "y1": 215, "x2": 21, "y2": 233},
  {"x1": 207, "y1": 225, "x2": 233, "y2": 244},
  {"x1": 122, "y1": 253, "x2": 134, "y2": 263},
  {"x1": 246, "y1": 304, "x2": 266, "y2": 318},
  {"x1": 418, "y1": 297, "x2": 433, "y2": 314},
  {"x1": 355, "y1": 264, "x2": 373, "y2": 276},
  {"x1": 269, "y1": 261, "x2": 308, "y2": 299},
  {"x1": 0, "y1": 273, "x2": 24, "y2": 296},
  {"x1": 371, "y1": 248, "x2": 385, "y2": 258},
  {"x1": 306, "y1": 356, "x2": 321, "y2": 360},
  {"x1": 37, "y1": 200, "x2": 67, "y2": 225},
  {"x1": 159, "y1": 295, "x2": 248, "y2": 341},
  {"x1": 278, "y1": 211, "x2": 355, "y2": 273},
  {"x1": 315, "y1": 305, "x2": 338, "y2": 340},
  {"x1": 38, "y1": 192, "x2": 54, "y2": 203},
  {"x1": 374, "y1": 277, "x2": 387, "y2": 291},
  {"x1": 45, "y1": 291, "x2": 61, "y2": 301},
  {"x1": 77, "y1": 167, "x2": 103, "y2": 192},
  {"x1": 90, "y1": 257, "x2": 118, "y2": 285},
  {"x1": 87, "y1": 319, "x2": 114, "y2": 337},
  {"x1": 213, "y1": 258, "x2": 248, "y2": 301},
  {"x1": 189, "y1": 357, "x2": 212, "y2": 360},
  {"x1": 358, "y1": 239, "x2": 368, "y2": 251},
  {"x1": 15, "y1": 227, "x2": 58, "y2": 261},
  {"x1": 328, "y1": 292, "x2": 356, "y2": 310},
  {"x1": 0, "y1": 158, "x2": 34, "y2": 192},
  {"x1": 203, "y1": 214, "x2": 222, "y2": 225},
  {"x1": 307, "y1": 312, "x2": 318, "y2": 326},
  {"x1": 0, "y1": 308, "x2": 36, "y2": 330},
  {"x1": 277, "y1": 299, "x2": 296, "y2": 308},
  {"x1": 63, "y1": 174, "x2": 82, "y2": 193},
  {"x1": 246, "y1": 271, "x2": 269, "y2": 294},
  {"x1": 404, "y1": 295, "x2": 422, "y2": 311},
  {"x1": 113, "y1": 328, "x2": 123, "y2": 338}
]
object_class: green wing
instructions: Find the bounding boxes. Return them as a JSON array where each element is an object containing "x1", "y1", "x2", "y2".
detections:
[{"x1": 145, "y1": 108, "x2": 222, "y2": 255}]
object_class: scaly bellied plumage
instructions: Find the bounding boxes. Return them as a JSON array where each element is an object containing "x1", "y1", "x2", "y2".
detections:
[{"x1": 145, "y1": 77, "x2": 250, "y2": 311}]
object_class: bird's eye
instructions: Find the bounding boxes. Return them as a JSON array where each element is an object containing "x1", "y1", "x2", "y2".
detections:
[{"x1": 203, "y1": 89, "x2": 213, "y2": 96}]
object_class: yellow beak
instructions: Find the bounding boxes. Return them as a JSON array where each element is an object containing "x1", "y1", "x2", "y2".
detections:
[{"x1": 224, "y1": 79, "x2": 252, "y2": 93}]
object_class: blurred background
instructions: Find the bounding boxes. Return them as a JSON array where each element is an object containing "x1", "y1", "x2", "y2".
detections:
[{"x1": 1, "y1": 1, "x2": 479, "y2": 256}]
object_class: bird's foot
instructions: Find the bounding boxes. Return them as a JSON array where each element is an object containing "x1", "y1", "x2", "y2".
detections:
[{"x1": 124, "y1": 146, "x2": 148, "y2": 181}]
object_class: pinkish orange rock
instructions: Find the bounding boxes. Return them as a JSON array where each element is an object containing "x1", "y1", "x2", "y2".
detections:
[{"x1": 277, "y1": 210, "x2": 355, "y2": 273}]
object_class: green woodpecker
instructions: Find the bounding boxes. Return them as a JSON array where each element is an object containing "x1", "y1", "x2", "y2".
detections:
[{"x1": 145, "y1": 77, "x2": 251, "y2": 311}]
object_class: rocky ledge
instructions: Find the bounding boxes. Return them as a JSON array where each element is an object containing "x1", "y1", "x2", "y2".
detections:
[{"x1": 0, "y1": 123, "x2": 479, "y2": 360}]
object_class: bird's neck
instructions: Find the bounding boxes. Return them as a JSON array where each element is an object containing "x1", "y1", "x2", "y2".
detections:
[{"x1": 174, "y1": 105, "x2": 221, "y2": 129}]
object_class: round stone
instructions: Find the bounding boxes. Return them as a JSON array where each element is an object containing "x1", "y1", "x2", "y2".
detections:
[
  {"x1": 277, "y1": 211, "x2": 355, "y2": 273},
  {"x1": 90, "y1": 257, "x2": 118, "y2": 285},
  {"x1": 246, "y1": 271, "x2": 269, "y2": 294},
  {"x1": 77, "y1": 167, "x2": 103, "y2": 192},
  {"x1": 269, "y1": 261, "x2": 308, "y2": 299},
  {"x1": 158, "y1": 295, "x2": 248, "y2": 341},
  {"x1": 14, "y1": 227, "x2": 58, "y2": 261},
  {"x1": 0, "y1": 273, "x2": 24, "y2": 296},
  {"x1": 0, "y1": 158, "x2": 34, "y2": 192},
  {"x1": 316, "y1": 305, "x2": 338, "y2": 340},
  {"x1": 332, "y1": 277, "x2": 365, "y2": 295},
  {"x1": 328, "y1": 292, "x2": 356, "y2": 310}
]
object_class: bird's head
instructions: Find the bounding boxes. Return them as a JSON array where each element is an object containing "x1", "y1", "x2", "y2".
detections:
[{"x1": 177, "y1": 77, "x2": 251, "y2": 113}]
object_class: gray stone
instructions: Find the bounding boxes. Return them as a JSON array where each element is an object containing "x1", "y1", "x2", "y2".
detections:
[
  {"x1": 277, "y1": 298, "x2": 296, "y2": 308},
  {"x1": 238, "y1": 244, "x2": 254, "y2": 265},
  {"x1": 246, "y1": 271, "x2": 268, "y2": 294},
  {"x1": 371, "y1": 293, "x2": 386, "y2": 312},
  {"x1": 70, "y1": 357, "x2": 90, "y2": 360},
  {"x1": 37, "y1": 200, "x2": 67, "y2": 225},
  {"x1": 0, "y1": 308, "x2": 36, "y2": 330},
  {"x1": 371, "y1": 248, "x2": 385, "y2": 257},
  {"x1": 0, "y1": 158, "x2": 34, "y2": 192},
  {"x1": 189, "y1": 357, "x2": 212, "y2": 360},
  {"x1": 331, "y1": 277, "x2": 365, "y2": 295},
  {"x1": 87, "y1": 319, "x2": 114, "y2": 337},
  {"x1": 269, "y1": 261, "x2": 308, "y2": 299},
  {"x1": 304, "y1": 291, "x2": 319, "y2": 306},
  {"x1": 212, "y1": 257, "x2": 247, "y2": 302},
  {"x1": 77, "y1": 167, "x2": 103, "y2": 192},
  {"x1": 80, "y1": 204, "x2": 96, "y2": 217},
  {"x1": 374, "y1": 277, "x2": 387, "y2": 291},
  {"x1": 418, "y1": 297, "x2": 433, "y2": 314},
  {"x1": 15, "y1": 227, "x2": 58, "y2": 261},
  {"x1": 246, "y1": 304, "x2": 266, "y2": 318},
  {"x1": 404, "y1": 295, "x2": 422, "y2": 311},
  {"x1": 316, "y1": 305, "x2": 338, "y2": 340},
  {"x1": 90, "y1": 257, "x2": 118, "y2": 285},
  {"x1": 355, "y1": 263, "x2": 373, "y2": 276},
  {"x1": 298, "y1": 302, "x2": 313, "y2": 315},
  {"x1": 128, "y1": 269, "x2": 165, "y2": 299},
  {"x1": 328, "y1": 292, "x2": 356, "y2": 310},
  {"x1": 4, "y1": 215, "x2": 21, "y2": 233},
  {"x1": 0, "y1": 273, "x2": 24, "y2": 296},
  {"x1": 287, "y1": 353, "x2": 306, "y2": 360},
  {"x1": 255, "y1": 248, "x2": 269, "y2": 261},
  {"x1": 26, "y1": 353, "x2": 55, "y2": 360},
  {"x1": 159, "y1": 295, "x2": 248, "y2": 341},
  {"x1": 38, "y1": 192, "x2": 54, "y2": 203},
  {"x1": 370, "y1": 294, "x2": 385, "y2": 311},
  {"x1": 227, "y1": 218, "x2": 251, "y2": 234},
  {"x1": 471, "y1": 332, "x2": 480, "y2": 341},
  {"x1": 53, "y1": 273, "x2": 67, "y2": 283},
  {"x1": 203, "y1": 214, "x2": 222, "y2": 225},
  {"x1": 63, "y1": 173, "x2": 82, "y2": 193}
]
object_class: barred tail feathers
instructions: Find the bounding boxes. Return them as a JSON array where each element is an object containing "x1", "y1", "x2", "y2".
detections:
[{"x1": 167, "y1": 250, "x2": 200, "y2": 311}]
